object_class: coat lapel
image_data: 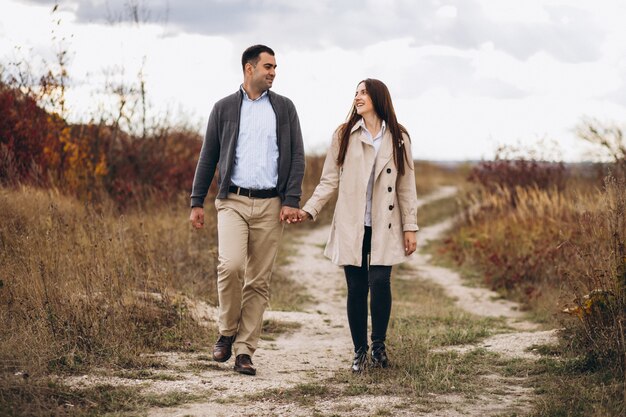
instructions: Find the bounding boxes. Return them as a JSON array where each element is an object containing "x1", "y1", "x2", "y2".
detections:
[
  {"x1": 351, "y1": 122, "x2": 371, "y2": 146},
  {"x1": 374, "y1": 129, "x2": 393, "y2": 180}
]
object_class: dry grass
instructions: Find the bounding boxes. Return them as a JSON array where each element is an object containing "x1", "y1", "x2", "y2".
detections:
[
  {"x1": 269, "y1": 229, "x2": 314, "y2": 311},
  {"x1": 0, "y1": 185, "x2": 218, "y2": 415},
  {"x1": 354, "y1": 269, "x2": 511, "y2": 397},
  {"x1": 415, "y1": 195, "x2": 462, "y2": 227},
  {"x1": 435, "y1": 170, "x2": 625, "y2": 415},
  {"x1": 0, "y1": 183, "x2": 317, "y2": 415},
  {"x1": 414, "y1": 160, "x2": 470, "y2": 196},
  {"x1": 300, "y1": 154, "x2": 336, "y2": 226}
]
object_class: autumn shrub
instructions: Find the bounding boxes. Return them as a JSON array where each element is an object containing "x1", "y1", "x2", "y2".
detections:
[
  {"x1": 0, "y1": 80, "x2": 204, "y2": 209},
  {"x1": 468, "y1": 144, "x2": 567, "y2": 207},
  {"x1": 0, "y1": 81, "x2": 64, "y2": 186},
  {"x1": 444, "y1": 185, "x2": 574, "y2": 295},
  {"x1": 102, "y1": 126, "x2": 203, "y2": 208},
  {"x1": 441, "y1": 172, "x2": 625, "y2": 376},
  {"x1": 560, "y1": 175, "x2": 626, "y2": 371}
]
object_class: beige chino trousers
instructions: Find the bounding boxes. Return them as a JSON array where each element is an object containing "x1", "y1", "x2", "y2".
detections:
[{"x1": 214, "y1": 193, "x2": 283, "y2": 357}]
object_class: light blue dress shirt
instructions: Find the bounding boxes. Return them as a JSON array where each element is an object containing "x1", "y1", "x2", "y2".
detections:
[{"x1": 230, "y1": 87, "x2": 279, "y2": 190}]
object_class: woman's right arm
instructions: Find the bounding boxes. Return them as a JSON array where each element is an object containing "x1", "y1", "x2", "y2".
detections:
[{"x1": 301, "y1": 130, "x2": 341, "y2": 221}]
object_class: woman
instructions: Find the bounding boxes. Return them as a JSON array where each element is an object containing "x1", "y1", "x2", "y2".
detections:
[{"x1": 299, "y1": 78, "x2": 418, "y2": 372}]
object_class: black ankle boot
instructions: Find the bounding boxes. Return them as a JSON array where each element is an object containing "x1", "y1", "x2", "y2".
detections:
[
  {"x1": 351, "y1": 346, "x2": 368, "y2": 373},
  {"x1": 371, "y1": 341, "x2": 389, "y2": 368}
]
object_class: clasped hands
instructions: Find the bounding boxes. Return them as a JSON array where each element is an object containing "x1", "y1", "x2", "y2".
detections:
[{"x1": 279, "y1": 207, "x2": 311, "y2": 224}]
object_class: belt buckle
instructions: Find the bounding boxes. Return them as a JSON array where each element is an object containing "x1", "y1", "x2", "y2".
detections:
[{"x1": 239, "y1": 187, "x2": 251, "y2": 197}]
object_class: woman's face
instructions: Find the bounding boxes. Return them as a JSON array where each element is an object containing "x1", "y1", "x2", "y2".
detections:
[{"x1": 354, "y1": 82, "x2": 374, "y2": 117}]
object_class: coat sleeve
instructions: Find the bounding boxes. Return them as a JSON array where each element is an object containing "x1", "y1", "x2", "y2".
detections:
[
  {"x1": 302, "y1": 130, "x2": 341, "y2": 221},
  {"x1": 396, "y1": 133, "x2": 419, "y2": 231},
  {"x1": 282, "y1": 101, "x2": 306, "y2": 208},
  {"x1": 190, "y1": 105, "x2": 220, "y2": 208}
]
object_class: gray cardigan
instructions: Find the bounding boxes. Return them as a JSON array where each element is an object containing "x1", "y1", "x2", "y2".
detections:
[{"x1": 190, "y1": 89, "x2": 305, "y2": 208}]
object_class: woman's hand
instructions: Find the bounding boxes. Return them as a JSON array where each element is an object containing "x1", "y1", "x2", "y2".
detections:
[
  {"x1": 404, "y1": 231, "x2": 417, "y2": 256},
  {"x1": 298, "y1": 209, "x2": 311, "y2": 222}
]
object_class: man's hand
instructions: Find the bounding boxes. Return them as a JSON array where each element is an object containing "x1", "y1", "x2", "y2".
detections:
[
  {"x1": 280, "y1": 206, "x2": 301, "y2": 224},
  {"x1": 190, "y1": 207, "x2": 205, "y2": 229},
  {"x1": 404, "y1": 231, "x2": 417, "y2": 256}
]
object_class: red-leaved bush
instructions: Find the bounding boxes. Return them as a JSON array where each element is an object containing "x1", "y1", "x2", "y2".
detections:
[
  {"x1": 0, "y1": 81, "x2": 204, "y2": 208},
  {"x1": 468, "y1": 144, "x2": 567, "y2": 207}
]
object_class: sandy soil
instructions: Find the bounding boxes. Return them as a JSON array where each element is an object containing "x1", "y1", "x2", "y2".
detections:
[{"x1": 67, "y1": 186, "x2": 557, "y2": 416}]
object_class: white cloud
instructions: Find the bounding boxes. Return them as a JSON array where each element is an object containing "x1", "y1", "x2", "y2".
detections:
[
  {"x1": 475, "y1": 0, "x2": 551, "y2": 23},
  {"x1": 2, "y1": 0, "x2": 626, "y2": 161},
  {"x1": 472, "y1": 48, "x2": 623, "y2": 98},
  {"x1": 436, "y1": 5, "x2": 458, "y2": 19}
]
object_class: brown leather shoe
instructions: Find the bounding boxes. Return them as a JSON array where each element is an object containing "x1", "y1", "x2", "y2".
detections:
[
  {"x1": 212, "y1": 335, "x2": 235, "y2": 362},
  {"x1": 233, "y1": 354, "x2": 256, "y2": 376}
]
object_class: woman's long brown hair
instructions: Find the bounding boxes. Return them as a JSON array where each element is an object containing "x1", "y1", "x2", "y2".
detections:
[{"x1": 336, "y1": 78, "x2": 410, "y2": 175}]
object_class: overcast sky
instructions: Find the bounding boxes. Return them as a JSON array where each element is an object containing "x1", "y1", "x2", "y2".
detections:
[{"x1": 1, "y1": 0, "x2": 625, "y2": 160}]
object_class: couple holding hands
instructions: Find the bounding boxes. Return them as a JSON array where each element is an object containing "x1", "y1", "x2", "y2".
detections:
[{"x1": 189, "y1": 44, "x2": 418, "y2": 376}]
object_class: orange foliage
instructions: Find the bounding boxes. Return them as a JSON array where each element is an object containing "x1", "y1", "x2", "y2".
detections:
[{"x1": 0, "y1": 81, "x2": 203, "y2": 208}]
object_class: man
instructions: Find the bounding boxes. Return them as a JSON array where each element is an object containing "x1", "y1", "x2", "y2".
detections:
[{"x1": 189, "y1": 45, "x2": 304, "y2": 376}]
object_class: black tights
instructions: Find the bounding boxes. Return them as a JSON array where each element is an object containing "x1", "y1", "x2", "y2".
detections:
[{"x1": 343, "y1": 226, "x2": 392, "y2": 352}]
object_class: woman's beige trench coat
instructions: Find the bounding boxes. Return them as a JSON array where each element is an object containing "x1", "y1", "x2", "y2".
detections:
[{"x1": 302, "y1": 122, "x2": 419, "y2": 266}]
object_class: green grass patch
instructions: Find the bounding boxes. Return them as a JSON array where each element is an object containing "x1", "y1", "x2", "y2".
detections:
[
  {"x1": 115, "y1": 369, "x2": 183, "y2": 381},
  {"x1": 250, "y1": 382, "x2": 334, "y2": 406},
  {"x1": 417, "y1": 195, "x2": 460, "y2": 227},
  {"x1": 496, "y1": 354, "x2": 625, "y2": 417},
  {"x1": 185, "y1": 361, "x2": 228, "y2": 373},
  {"x1": 142, "y1": 390, "x2": 206, "y2": 408},
  {"x1": 392, "y1": 314, "x2": 505, "y2": 347},
  {"x1": 317, "y1": 267, "x2": 519, "y2": 405}
]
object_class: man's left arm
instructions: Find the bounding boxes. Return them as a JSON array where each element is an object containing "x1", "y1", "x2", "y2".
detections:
[{"x1": 283, "y1": 102, "x2": 305, "y2": 209}]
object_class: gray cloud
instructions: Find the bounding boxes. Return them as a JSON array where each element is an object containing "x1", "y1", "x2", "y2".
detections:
[{"x1": 15, "y1": 0, "x2": 605, "y2": 63}]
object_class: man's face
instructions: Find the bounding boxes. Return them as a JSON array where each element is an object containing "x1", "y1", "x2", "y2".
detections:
[{"x1": 247, "y1": 52, "x2": 277, "y2": 91}]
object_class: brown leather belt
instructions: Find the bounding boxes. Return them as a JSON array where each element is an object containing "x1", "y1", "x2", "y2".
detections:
[{"x1": 228, "y1": 186, "x2": 278, "y2": 199}]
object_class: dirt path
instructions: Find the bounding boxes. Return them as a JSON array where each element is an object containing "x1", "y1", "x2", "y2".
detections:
[
  {"x1": 69, "y1": 187, "x2": 556, "y2": 416},
  {"x1": 413, "y1": 198, "x2": 558, "y2": 358},
  {"x1": 144, "y1": 217, "x2": 357, "y2": 416}
]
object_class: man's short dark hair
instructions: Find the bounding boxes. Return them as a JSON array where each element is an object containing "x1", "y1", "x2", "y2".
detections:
[{"x1": 241, "y1": 45, "x2": 275, "y2": 71}]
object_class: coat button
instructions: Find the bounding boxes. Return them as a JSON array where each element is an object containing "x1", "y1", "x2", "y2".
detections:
[
  {"x1": 386, "y1": 168, "x2": 391, "y2": 173},
  {"x1": 389, "y1": 205, "x2": 393, "y2": 210},
  {"x1": 388, "y1": 223, "x2": 391, "y2": 229},
  {"x1": 388, "y1": 187, "x2": 392, "y2": 192}
]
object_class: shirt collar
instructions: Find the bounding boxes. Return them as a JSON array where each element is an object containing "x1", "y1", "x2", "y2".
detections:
[
  {"x1": 355, "y1": 118, "x2": 386, "y2": 139},
  {"x1": 240, "y1": 85, "x2": 268, "y2": 102}
]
